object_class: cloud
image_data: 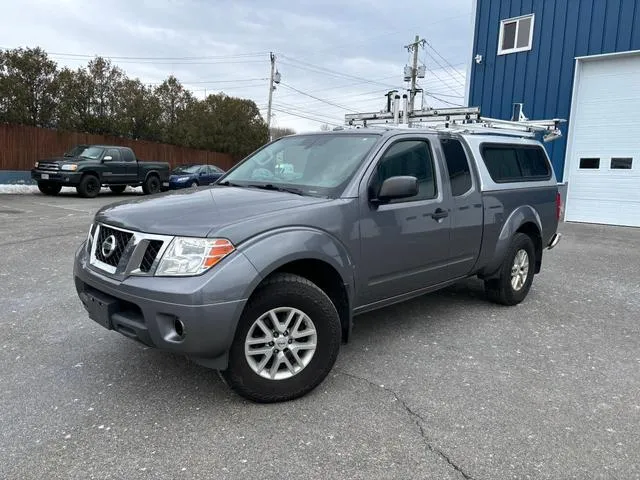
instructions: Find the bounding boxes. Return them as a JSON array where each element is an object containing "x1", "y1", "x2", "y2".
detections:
[{"x1": 1, "y1": 0, "x2": 474, "y2": 132}]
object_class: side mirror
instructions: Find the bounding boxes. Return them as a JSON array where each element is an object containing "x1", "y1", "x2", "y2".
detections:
[
  {"x1": 103, "y1": 155, "x2": 113, "y2": 162},
  {"x1": 373, "y1": 176, "x2": 418, "y2": 204}
]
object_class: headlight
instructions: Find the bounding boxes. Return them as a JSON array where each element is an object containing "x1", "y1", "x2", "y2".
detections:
[
  {"x1": 34, "y1": 162, "x2": 39, "y2": 168},
  {"x1": 61, "y1": 164, "x2": 78, "y2": 171},
  {"x1": 155, "y1": 237, "x2": 235, "y2": 276},
  {"x1": 176, "y1": 177, "x2": 189, "y2": 182}
]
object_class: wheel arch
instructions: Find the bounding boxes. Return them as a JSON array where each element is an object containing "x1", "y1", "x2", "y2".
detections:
[
  {"x1": 239, "y1": 228, "x2": 355, "y2": 343},
  {"x1": 478, "y1": 205, "x2": 543, "y2": 279}
]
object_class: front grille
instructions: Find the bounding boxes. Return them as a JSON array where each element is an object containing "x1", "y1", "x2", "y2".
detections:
[
  {"x1": 94, "y1": 225, "x2": 134, "y2": 268},
  {"x1": 38, "y1": 163, "x2": 60, "y2": 171},
  {"x1": 139, "y1": 240, "x2": 163, "y2": 272}
]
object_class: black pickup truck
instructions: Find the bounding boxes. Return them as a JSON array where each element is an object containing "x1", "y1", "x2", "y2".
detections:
[{"x1": 31, "y1": 144, "x2": 171, "y2": 198}]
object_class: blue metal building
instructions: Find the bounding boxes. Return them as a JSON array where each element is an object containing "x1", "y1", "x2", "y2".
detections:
[{"x1": 466, "y1": 0, "x2": 640, "y2": 227}]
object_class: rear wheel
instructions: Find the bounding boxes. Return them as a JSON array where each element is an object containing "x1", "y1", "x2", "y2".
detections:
[
  {"x1": 76, "y1": 175, "x2": 100, "y2": 198},
  {"x1": 222, "y1": 273, "x2": 341, "y2": 403},
  {"x1": 37, "y1": 182, "x2": 62, "y2": 196},
  {"x1": 142, "y1": 175, "x2": 161, "y2": 195},
  {"x1": 485, "y1": 233, "x2": 536, "y2": 306},
  {"x1": 109, "y1": 185, "x2": 127, "y2": 194}
]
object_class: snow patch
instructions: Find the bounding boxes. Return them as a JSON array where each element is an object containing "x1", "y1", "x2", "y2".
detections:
[{"x1": 0, "y1": 185, "x2": 144, "y2": 195}]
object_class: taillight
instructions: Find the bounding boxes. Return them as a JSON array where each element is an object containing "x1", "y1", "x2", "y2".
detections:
[{"x1": 556, "y1": 192, "x2": 562, "y2": 221}]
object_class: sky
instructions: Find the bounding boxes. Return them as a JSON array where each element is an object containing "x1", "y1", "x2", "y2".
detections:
[{"x1": 0, "y1": 0, "x2": 474, "y2": 132}]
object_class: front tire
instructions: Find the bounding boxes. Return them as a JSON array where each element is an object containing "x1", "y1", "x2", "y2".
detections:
[
  {"x1": 222, "y1": 273, "x2": 341, "y2": 403},
  {"x1": 76, "y1": 175, "x2": 100, "y2": 198},
  {"x1": 142, "y1": 175, "x2": 161, "y2": 195},
  {"x1": 485, "y1": 233, "x2": 536, "y2": 306},
  {"x1": 37, "y1": 182, "x2": 62, "y2": 196}
]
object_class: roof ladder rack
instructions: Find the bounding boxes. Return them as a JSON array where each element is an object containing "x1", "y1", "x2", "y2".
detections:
[{"x1": 344, "y1": 98, "x2": 566, "y2": 142}]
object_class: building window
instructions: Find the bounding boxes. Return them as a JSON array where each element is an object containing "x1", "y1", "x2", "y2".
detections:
[
  {"x1": 498, "y1": 14, "x2": 535, "y2": 55},
  {"x1": 611, "y1": 158, "x2": 633, "y2": 169},
  {"x1": 579, "y1": 158, "x2": 600, "y2": 169}
]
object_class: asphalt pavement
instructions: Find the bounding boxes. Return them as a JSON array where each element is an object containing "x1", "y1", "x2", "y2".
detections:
[{"x1": 1, "y1": 190, "x2": 639, "y2": 480}]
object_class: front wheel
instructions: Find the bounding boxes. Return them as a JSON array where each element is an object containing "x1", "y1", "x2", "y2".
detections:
[
  {"x1": 142, "y1": 175, "x2": 161, "y2": 195},
  {"x1": 484, "y1": 233, "x2": 536, "y2": 306},
  {"x1": 37, "y1": 182, "x2": 62, "y2": 196},
  {"x1": 76, "y1": 175, "x2": 101, "y2": 198},
  {"x1": 222, "y1": 273, "x2": 341, "y2": 403}
]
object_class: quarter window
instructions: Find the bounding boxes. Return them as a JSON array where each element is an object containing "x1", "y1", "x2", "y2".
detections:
[
  {"x1": 372, "y1": 140, "x2": 436, "y2": 202},
  {"x1": 498, "y1": 14, "x2": 534, "y2": 55},
  {"x1": 440, "y1": 138, "x2": 472, "y2": 196}
]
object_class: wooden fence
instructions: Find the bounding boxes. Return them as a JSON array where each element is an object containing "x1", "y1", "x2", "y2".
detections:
[{"x1": 0, "y1": 124, "x2": 235, "y2": 171}]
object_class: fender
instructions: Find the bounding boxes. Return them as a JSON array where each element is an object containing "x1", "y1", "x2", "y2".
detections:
[
  {"x1": 143, "y1": 170, "x2": 160, "y2": 182},
  {"x1": 478, "y1": 205, "x2": 542, "y2": 279},
  {"x1": 237, "y1": 226, "x2": 356, "y2": 298}
]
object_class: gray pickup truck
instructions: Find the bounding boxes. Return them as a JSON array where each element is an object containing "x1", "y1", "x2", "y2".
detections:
[{"x1": 74, "y1": 128, "x2": 561, "y2": 402}]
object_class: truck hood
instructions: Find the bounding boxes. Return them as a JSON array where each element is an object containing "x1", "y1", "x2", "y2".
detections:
[{"x1": 94, "y1": 186, "x2": 332, "y2": 238}]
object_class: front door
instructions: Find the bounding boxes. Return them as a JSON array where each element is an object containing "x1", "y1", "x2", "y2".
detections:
[
  {"x1": 358, "y1": 137, "x2": 454, "y2": 306},
  {"x1": 103, "y1": 148, "x2": 127, "y2": 184}
]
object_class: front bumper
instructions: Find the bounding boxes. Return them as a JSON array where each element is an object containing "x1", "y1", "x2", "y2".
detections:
[
  {"x1": 73, "y1": 242, "x2": 255, "y2": 369},
  {"x1": 31, "y1": 169, "x2": 82, "y2": 186}
]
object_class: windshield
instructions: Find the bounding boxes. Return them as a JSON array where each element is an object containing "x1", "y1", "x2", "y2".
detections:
[
  {"x1": 76, "y1": 147, "x2": 105, "y2": 160},
  {"x1": 221, "y1": 134, "x2": 380, "y2": 196},
  {"x1": 172, "y1": 165, "x2": 201, "y2": 174},
  {"x1": 65, "y1": 145, "x2": 88, "y2": 157}
]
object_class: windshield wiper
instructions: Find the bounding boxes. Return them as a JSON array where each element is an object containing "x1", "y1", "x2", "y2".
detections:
[
  {"x1": 247, "y1": 183, "x2": 305, "y2": 196},
  {"x1": 217, "y1": 180, "x2": 245, "y2": 188}
]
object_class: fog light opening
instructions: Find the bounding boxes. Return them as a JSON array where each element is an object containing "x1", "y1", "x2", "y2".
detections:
[{"x1": 174, "y1": 318, "x2": 185, "y2": 339}]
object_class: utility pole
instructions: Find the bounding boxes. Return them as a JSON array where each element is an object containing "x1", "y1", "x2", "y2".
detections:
[
  {"x1": 404, "y1": 35, "x2": 426, "y2": 115},
  {"x1": 266, "y1": 52, "x2": 276, "y2": 134}
]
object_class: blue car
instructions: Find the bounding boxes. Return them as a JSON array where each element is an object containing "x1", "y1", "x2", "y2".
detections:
[{"x1": 168, "y1": 164, "x2": 225, "y2": 190}]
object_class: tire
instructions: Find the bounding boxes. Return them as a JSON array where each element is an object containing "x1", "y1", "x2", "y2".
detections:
[
  {"x1": 76, "y1": 175, "x2": 101, "y2": 198},
  {"x1": 222, "y1": 273, "x2": 341, "y2": 403},
  {"x1": 484, "y1": 233, "x2": 536, "y2": 306},
  {"x1": 142, "y1": 175, "x2": 161, "y2": 195},
  {"x1": 109, "y1": 185, "x2": 127, "y2": 194},
  {"x1": 37, "y1": 182, "x2": 62, "y2": 196}
]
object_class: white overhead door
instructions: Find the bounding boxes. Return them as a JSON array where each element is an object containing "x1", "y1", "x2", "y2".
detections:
[{"x1": 565, "y1": 53, "x2": 640, "y2": 227}]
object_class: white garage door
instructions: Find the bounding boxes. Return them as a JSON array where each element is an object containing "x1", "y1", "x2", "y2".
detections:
[{"x1": 565, "y1": 52, "x2": 640, "y2": 227}]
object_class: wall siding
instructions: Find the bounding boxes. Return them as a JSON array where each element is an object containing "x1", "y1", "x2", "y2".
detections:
[{"x1": 469, "y1": 0, "x2": 640, "y2": 181}]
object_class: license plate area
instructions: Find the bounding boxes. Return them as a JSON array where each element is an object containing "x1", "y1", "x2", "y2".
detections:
[
  {"x1": 41, "y1": 173, "x2": 49, "y2": 179},
  {"x1": 81, "y1": 289, "x2": 119, "y2": 330}
]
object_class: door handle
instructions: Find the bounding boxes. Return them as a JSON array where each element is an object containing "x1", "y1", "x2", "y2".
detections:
[{"x1": 431, "y1": 208, "x2": 449, "y2": 220}]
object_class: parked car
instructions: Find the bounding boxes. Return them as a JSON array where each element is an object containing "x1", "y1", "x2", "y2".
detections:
[
  {"x1": 74, "y1": 129, "x2": 561, "y2": 403},
  {"x1": 31, "y1": 145, "x2": 171, "y2": 198},
  {"x1": 168, "y1": 164, "x2": 225, "y2": 189}
]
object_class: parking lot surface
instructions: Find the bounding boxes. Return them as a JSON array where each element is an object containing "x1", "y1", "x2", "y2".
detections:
[{"x1": 1, "y1": 190, "x2": 639, "y2": 480}]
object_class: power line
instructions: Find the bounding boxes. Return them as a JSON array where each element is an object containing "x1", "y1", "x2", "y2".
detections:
[
  {"x1": 423, "y1": 41, "x2": 467, "y2": 82},
  {"x1": 9, "y1": 49, "x2": 269, "y2": 60},
  {"x1": 269, "y1": 107, "x2": 341, "y2": 126},
  {"x1": 423, "y1": 50, "x2": 465, "y2": 88},
  {"x1": 279, "y1": 82, "x2": 356, "y2": 111},
  {"x1": 272, "y1": 102, "x2": 345, "y2": 123}
]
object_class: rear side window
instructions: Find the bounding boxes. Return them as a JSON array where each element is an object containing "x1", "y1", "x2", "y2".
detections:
[
  {"x1": 121, "y1": 149, "x2": 135, "y2": 162},
  {"x1": 481, "y1": 144, "x2": 551, "y2": 182},
  {"x1": 440, "y1": 138, "x2": 472, "y2": 196}
]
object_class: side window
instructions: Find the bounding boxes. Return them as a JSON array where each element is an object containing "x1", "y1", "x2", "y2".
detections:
[
  {"x1": 121, "y1": 149, "x2": 135, "y2": 162},
  {"x1": 373, "y1": 140, "x2": 436, "y2": 202},
  {"x1": 440, "y1": 138, "x2": 472, "y2": 196},
  {"x1": 481, "y1": 144, "x2": 551, "y2": 182},
  {"x1": 105, "y1": 149, "x2": 122, "y2": 162}
]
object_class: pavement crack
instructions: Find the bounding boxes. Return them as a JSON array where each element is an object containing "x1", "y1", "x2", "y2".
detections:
[{"x1": 337, "y1": 369, "x2": 478, "y2": 480}]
